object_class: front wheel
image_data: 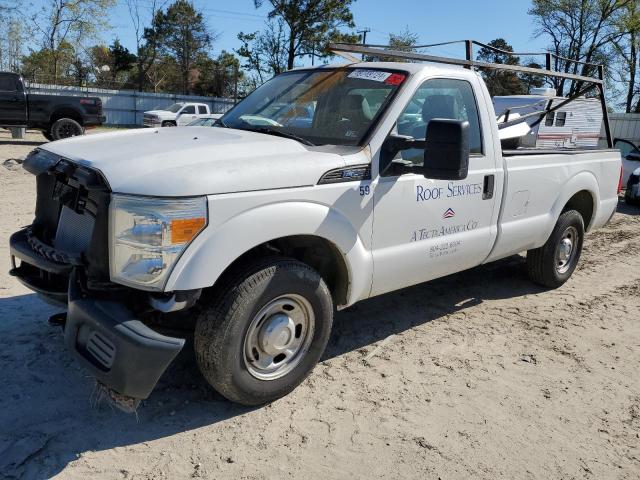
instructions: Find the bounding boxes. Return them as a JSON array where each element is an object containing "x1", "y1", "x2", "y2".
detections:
[
  {"x1": 195, "y1": 257, "x2": 333, "y2": 405},
  {"x1": 526, "y1": 210, "x2": 585, "y2": 288}
]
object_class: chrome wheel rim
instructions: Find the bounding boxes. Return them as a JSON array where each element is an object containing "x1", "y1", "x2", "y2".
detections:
[
  {"x1": 243, "y1": 294, "x2": 315, "y2": 380},
  {"x1": 556, "y1": 226, "x2": 578, "y2": 274}
]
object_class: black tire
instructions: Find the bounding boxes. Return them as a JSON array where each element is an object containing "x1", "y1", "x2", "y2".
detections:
[
  {"x1": 526, "y1": 210, "x2": 584, "y2": 288},
  {"x1": 162, "y1": 121, "x2": 176, "y2": 127},
  {"x1": 195, "y1": 257, "x2": 333, "y2": 405},
  {"x1": 625, "y1": 194, "x2": 640, "y2": 206},
  {"x1": 42, "y1": 130, "x2": 54, "y2": 141},
  {"x1": 50, "y1": 118, "x2": 84, "y2": 140}
]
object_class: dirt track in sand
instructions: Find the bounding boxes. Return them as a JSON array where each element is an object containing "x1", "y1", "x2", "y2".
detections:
[{"x1": 0, "y1": 129, "x2": 639, "y2": 479}]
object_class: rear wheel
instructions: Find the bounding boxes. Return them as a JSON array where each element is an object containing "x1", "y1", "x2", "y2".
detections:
[
  {"x1": 526, "y1": 210, "x2": 584, "y2": 288},
  {"x1": 194, "y1": 257, "x2": 333, "y2": 405},
  {"x1": 50, "y1": 118, "x2": 83, "y2": 140}
]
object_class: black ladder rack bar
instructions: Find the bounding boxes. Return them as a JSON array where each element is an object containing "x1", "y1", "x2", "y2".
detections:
[{"x1": 328, "y1": 43, "x2": 604, "y2": 85}]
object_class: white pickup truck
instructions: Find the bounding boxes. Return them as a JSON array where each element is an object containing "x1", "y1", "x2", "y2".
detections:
[
  {"x1": 9, "y1": 48, "x2": 621, "y2": 407},
  {"x1": 143, "y1": 102, "x2": 211, "y2": 127}
]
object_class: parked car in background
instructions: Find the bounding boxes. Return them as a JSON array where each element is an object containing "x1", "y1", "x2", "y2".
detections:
[
  {"x1": 186, "y1": 113, "x2": 223, "y2": 127},
  {"x1": 615, "y1": 138, "x2": 640, "y2": 205},
  {"x1": 143, "y1": 102, "x2": 211, "y2": 127},
  {"x1": 0, "y1": 72, "x2": 104, "y2": 141}
]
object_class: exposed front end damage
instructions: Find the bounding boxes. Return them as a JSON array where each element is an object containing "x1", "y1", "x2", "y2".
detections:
[{"x1": 9, "y1": 149, "x2": 190, "y2": 402}]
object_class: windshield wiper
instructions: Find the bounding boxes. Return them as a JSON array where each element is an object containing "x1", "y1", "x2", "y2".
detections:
[{"x1": 247, "y1": 127, "x2": 316, "y2": 146}]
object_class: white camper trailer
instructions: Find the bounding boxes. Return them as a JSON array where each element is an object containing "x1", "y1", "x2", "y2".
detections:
[{"x1": 493, "y1": 88, "x2": 603, "y2": 149}]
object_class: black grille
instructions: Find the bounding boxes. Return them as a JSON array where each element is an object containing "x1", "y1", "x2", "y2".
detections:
[{"x1": 29, "y1": 154, "x2": 111, "y2": 283}]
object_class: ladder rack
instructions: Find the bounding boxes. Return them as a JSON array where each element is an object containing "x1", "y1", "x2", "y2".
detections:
[{"x1": 328, "y1": 41, "x2": 612, "y2": 147}]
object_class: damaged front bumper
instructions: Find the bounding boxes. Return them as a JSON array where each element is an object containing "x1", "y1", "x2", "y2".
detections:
[
  {"x1": 65, "y1": 271, "x2": 185, "y2": 399},
  {"x1": 10, "y1": 228, "x2": 186, "y2": 400}
]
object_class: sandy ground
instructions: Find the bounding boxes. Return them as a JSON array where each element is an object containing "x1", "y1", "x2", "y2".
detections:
[{"x1": 0, "y1": 129, "x2": 639, "y2": 480}]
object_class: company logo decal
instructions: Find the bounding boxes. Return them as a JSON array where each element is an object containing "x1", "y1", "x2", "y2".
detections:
[
  {"x1": 410, "y1": 219, "x2": 479, "y2": 242},
  {"x1": 416, "y1": 181, "x2": 483, "y2": 202},
  {"x1": 442, "y1": 208, "x2": 455, "y2": 219}
]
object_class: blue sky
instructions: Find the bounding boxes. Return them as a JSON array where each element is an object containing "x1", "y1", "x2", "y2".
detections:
[{"x1": 60, "y1": 0, "x2": 548, "y2": 64}]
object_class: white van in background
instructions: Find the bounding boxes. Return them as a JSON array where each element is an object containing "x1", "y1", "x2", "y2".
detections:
[{"x1": 493, "y1": 88, "x2": 603, "y2": 149}]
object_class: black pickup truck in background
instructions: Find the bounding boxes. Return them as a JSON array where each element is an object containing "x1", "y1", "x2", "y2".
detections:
[{"x1": 0, "y1": 72, "x2": 105, "y2": 141}]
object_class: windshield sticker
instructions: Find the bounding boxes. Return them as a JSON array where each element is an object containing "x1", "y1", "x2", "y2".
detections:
[
  {"x1": 348, "y1": 69, "x2": 392, "y2": 82},
  {"x1": 384, "y1": 73, "x2": 406, "y2": 86}
]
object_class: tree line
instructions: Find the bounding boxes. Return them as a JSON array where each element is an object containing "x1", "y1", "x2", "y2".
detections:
[{"x1": 0, "y1": 0, "x2": 639, "y2": 112}]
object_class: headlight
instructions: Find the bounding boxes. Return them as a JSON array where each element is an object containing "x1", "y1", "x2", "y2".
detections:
[{"x1": 109, "y1": 195, "x2": 207, "y2": 291}]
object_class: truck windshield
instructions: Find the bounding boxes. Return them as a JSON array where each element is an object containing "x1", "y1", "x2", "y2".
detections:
[
  {"x1": 220, "y1": 67, "x2": 407, "y2": 146},
  {"x1": 166, "y1": 103, "x2": 184, "y2": 113}
]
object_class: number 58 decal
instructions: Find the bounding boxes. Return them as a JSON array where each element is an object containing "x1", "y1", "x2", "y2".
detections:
[{"x1": 359, "y1": 185, "x2": 371, "y2": 196}]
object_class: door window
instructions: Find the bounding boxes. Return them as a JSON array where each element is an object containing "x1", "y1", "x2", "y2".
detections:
[
  {"x1": 181, "y1": 105, "x2": 195, "y2": 114},
  {"x1": 545, "y1": 112, "x2": 555, "y2": 126},
  {"x1": 615, "y1": 139, "x2": 640, "y2": 158},
  {"x1": 395, "y1": 78, "x2": 482, "y2": 167},
  {"x1": 555, "y1": 111, "x2": 567, "y2": 127},
  {"x1": 0, "y1": 74, "x2": 18, "y2": 92},
  {"x1": 198, "y1": 105, "x2": 207, "y2": 114}
]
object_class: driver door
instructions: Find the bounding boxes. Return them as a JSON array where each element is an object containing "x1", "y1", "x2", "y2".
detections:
[
  {"x1": 0, "y1": 73, "x2": 27, "y2": 126},
  {"x1": 370, "y1": 77, "x2": 500, "y2": 297},
  {"x1": 177, "y1": 105, "x2": 197, "y2": 126}
]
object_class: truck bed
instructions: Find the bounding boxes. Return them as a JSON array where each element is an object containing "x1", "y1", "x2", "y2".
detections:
[{"x1": 485, "y1": 148, "x2": 620, "y2": 264}]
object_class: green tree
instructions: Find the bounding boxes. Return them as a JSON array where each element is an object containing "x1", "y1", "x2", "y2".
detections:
[
  {"x1": 254, "y1": 0, "x2": 357, "y2": 69},
  {"x1": 21, "y1": 41, "x2": 76, "y2": 83},
  {"x1": 125, "y1": 0, "x2": 166, "y2": 92},
  {"x1": 154, "y1": 0, "x2": 212, "y2": 94},
  {"x1": 237, "y1": 19, "x2": 288, "y2": 87},
  {"x1": 529, "y1": 0, "x2": 632, "y2": 96},
  {"x1": 194, "y1": 51, "x2": 243, "y2": 98},
  {"x1": 366, "y1": 27, "x2": 418, "y2": 62},
  {"x1": 477, "y1": 38, "x2": 525, "y2": 96},
  {"x1": 89, "y1": 39, "x2": 136, "y2": 87},
  {"x1": 520, "y1": 61, "x2": 547, "y2": 94},
  {"x1": 612, "y1": 1, "x2": 640, "y2": 112},
  {"x1": 27, "y1": 0, "x2": 116, "y2": 82}
]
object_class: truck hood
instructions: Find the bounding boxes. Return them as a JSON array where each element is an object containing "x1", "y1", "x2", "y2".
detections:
[
  {"x1": 41, "y1": 127, "x2": 346, "y2": 196},
  {"x1": 145, "y1": 110, "x2": 176, "y2": 117}
]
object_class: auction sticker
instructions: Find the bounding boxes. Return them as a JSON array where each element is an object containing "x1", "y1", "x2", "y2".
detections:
[{"x1": 348, "y1": 69, "x2": 392, "y2": 82}]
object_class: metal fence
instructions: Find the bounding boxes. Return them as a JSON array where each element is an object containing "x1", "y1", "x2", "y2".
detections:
[
  {"x1": 26, "y1": 82, "x2": 236, "y2": 127},
  {"x1": 608, "y1": 113, "x2": 640, "y2": 144}
]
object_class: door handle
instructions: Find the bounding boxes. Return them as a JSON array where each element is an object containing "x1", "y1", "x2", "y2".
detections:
[{"x1": 483, "y1": 174, "x2": 495, "y2": 200}]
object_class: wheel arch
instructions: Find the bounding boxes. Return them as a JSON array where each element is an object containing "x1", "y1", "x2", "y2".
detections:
[
  {"x1": 550, "y1": 171, "x2": 599, "y2": 233},
  {"x1": 562, "y1": 190, "x2": 595, "y2": 230},
  {"x1": 165, "y1": 201, "x2": 373, "y2": 307},
  {"x1": 206, "y1": 235, "x2": 351, "y2": 307},
  {"x1": 49, "y1": 106, "x2": 83, "y2": 127}
]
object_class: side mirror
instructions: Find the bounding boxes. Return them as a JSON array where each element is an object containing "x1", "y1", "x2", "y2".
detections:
[
  {"x1": 422, "y1": 119, "x2": 470, "y2": 180},
  {"x1": 626, "y1": 152, "x2": 640, "y2": 162}
]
